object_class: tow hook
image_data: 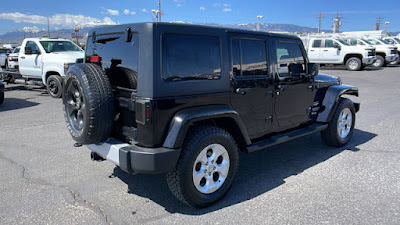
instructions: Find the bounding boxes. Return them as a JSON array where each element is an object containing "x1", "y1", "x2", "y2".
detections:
[{"x1": 91, "y1": 151, "x2": 105, "y2": 161}]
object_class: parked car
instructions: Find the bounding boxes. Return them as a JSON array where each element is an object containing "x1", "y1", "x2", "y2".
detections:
[
  {"x1": 6, "y1": 47, "x2": 20, "y2": 69},
  {"x1": 0, "y1": 48, "x2": 12, "y2": 68},
  {"x1": 301, "y1": 37, "x2": 375, "y2": 71},
  {"x1": 62, "y1": 23, "x2": 360, "y2": 207},
  {"x1": 18, "y1": 38, "x2": 84, "y2": 98}
]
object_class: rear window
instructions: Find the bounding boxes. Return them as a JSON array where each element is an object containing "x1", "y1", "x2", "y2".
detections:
[
  {"x1": 86, "y1": 33, "x2": 139, "y2": 74},
  {"x1": 162, "y1": 34, "x2": 221, "y2": 81}
]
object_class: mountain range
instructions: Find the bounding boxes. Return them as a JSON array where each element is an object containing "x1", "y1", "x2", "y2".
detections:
[
  {"x1": 0, "y1": 22, "x2": 325, "y2": 44},
  {"x1": 1, "y1": 22, "x2": 397, "y2": 44}
]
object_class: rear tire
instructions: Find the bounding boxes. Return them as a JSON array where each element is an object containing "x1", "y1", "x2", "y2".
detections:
[
  {"x1": 107, "y1": 67, "x2": 137, "y2": 89},
  {"x1": 46, "y1": 75, "x2": 63, "y2": 98},
  {"x1": 166, "y1": 125, "x2": 239, "y2": 208},
  {"x1": 62, "y1": 64, "x2": 114, "y2": 145},
  {"x1": 346, "y1": 57, "x2": 362, "y2": 71},
  {"x1": 321, "y1": 98, "x2": 356, "y2": 147}
]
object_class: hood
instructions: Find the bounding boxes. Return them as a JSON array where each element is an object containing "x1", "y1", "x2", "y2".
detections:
[
  {"x1": 46, "y1": 51, "x2": 84, "y2": 63},
  {"x1": 314, "y1": 74, "x2": 341, "y2": 86},
  {"x1": 346, "y1": 45, "x2": 374, "y2": 51}
]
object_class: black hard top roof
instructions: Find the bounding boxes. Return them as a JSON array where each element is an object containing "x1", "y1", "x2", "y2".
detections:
[{"x1": 89, "y1": 22, "x2": 300, "y2": 41}]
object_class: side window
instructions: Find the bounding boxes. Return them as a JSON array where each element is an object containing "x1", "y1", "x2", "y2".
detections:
[
  {"x1": 325, "y1": 39, "x2": 334, "y2": 48},
  {"x1": 386, "y1": 39, "x2": 394, "y2": 44},
  {"x1": 231, "y1": 38, "x2": 267, "y2": 76},
  {"x1": 276, "y1": 42, "x2": 306, "y2": 77},
  {"x1": 356, "y1": 40, "x2": 364, "y2": 45},
  {"x1": 312, "y1": 40, "x2": 322, "y2": 47},
  {"x1": 25, "y1": 41, "x2": 40, "y2": 54},
  {"x1": 162, "y1": 34, "x2": 221, "y2": 81}
]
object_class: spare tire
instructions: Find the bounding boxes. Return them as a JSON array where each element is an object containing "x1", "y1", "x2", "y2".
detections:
[{"x1": 62, "y1": 63, "x2": 115, "y2": 145}]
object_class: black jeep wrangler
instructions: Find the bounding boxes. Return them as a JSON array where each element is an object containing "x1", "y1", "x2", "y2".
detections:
[{"x1": 63, "y1": 23, "x2": 360, "y2": 208}]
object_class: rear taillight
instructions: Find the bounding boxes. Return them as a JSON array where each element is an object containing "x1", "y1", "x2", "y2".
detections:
[
  {"x1": 135, "y1": 100, "x2": 152, "y2": 125},
  {"x1": 90, "y1": 56, "x2": 100, "y2": 63}
]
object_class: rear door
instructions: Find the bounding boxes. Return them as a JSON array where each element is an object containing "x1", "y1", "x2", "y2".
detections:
[
  {"x1": 274, "y1": 40, "x2": 314, "y2": 130},
  {"x1": 19, "y1": 41, "x2": 43, "y2": 78},
  {"x1": 307, "y1": 39, "x2": 322, "y2": 62},
  {"x1": 229, "y1": 34, "x2": 274, "y2": 138}
]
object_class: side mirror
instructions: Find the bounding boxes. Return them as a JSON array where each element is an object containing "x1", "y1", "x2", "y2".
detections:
[
  {"x1": 333, "y1": 43, "x2": 341, "y2": 50},
  {"x1": 25, "y1": 46, "x2": 32, "y2": 55},
  {"x1": 288, "y1": 63, "x2": 303, "y2": 75},
  {"x1": 308, "y1": 63, "x2": 319, "y2": 76}
]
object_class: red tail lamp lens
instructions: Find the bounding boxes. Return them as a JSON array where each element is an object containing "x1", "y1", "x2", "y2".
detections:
[{"x1": 90, "y1": 56, "x2": 100, "y2": 63}]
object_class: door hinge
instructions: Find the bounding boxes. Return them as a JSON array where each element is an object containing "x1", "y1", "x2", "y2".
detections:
[{"x1": 265, "y1": 116, "x2": 273, "y2": 123}]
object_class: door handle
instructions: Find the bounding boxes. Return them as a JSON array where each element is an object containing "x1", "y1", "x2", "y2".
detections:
[
  {"x1": 310, "y1": 50, "x2": 315, "y2": 52},
  {"x1": 20, "y1": 56, "x2": 25, "y2": 59},
  {"x1": 323, "y1": 50, "x2": 328, "y2": 51},
  {"x1": 235, "y1": 88, "x2": 250, "y2": 95}
]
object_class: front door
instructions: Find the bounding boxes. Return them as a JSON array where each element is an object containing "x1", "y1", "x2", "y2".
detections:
[
  {"x1": 229, "y1": 35, "x2": 274, "y2": 139},
  {"x1": 321, "y1": 39, "x2": 342, "y2": 62},
  {"x1": 274, "y1": 40, "x2": 315, "y2": 130},
  {"x1": 19, "y1": 41, "x2": 42, "y2": 79}
]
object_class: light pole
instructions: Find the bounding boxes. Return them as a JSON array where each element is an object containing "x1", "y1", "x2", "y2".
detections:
[
  {"x1": 152, "y1": 0, "x2": 163, "y2": 22},
  {"x1": 257, "y1": 15, "x2": 264, "y2": 31},
  {"x1": 384, "y1": 21, "x2": 390, "y2": 33}
]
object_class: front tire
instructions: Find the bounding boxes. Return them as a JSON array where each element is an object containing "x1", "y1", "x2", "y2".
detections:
[
  {"x1": 166, "y1": 125, "x2": 239, "y2": 208},
  {"x1": 372, "y1": 55, "x2": 385, "y2": 67},
  {"x1": 321, "y1": 98, "x2": 356, "y2": 147},
  {"x1": 346, "y1": 57, "x2": 362, "y2": 71},
  {"x1": 46, "y1": 75, "x2": 63, "y2": 98}
]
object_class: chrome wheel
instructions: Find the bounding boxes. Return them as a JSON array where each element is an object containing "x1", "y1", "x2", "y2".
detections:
[
  {"x1": 48, "y1": 80, "x2": 59, "y2": 95},
  {"x1": 348, "y1": 59, "x2": 359, "y2": 70},
  {"x1": 373, "y1": 59, "x2": 381, "y2": 67},
  {"x1": 192, "y1": 144, "x2": 230, "y2": 194},
  {"x1": 65, "y1": 80, "x2": 86, "y2": 133},
  {"x1": 337, "y1": 108, "x2": 352, "y2": 139}
]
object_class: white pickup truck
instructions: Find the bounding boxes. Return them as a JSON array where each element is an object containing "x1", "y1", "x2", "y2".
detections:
[
  {"x1": 347, "y1": 39, "x2": 398, "y2": 67},
  {"x1": 302, "y1": 37, "x2": 376, "y2": 71},
  {"x1": 18, "y1": 38, "x2": 84, "y2": 98},
  {"x1": 382, "y1": 37, "x2": 400, "y2": 64}
]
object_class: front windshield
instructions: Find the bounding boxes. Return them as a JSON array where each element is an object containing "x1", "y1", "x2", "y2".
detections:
[
  {"x1": 336, "y1": 39, "x2": 350, "y2": 46},
  {"x1": 395, "y1": 38, "x2": 400, "y2": 43},
  {"x1": 380, "y1": 39, "x2": 391, "y2": 44},
  {"x1": 366, "y1": 39, "x2": 379, "y2": 45},
  {"x1": 13, "y1": 48, "x2": 20, "y2": 53},
  {"x1": 39, "y1": 41, "x2": 82, "y2": 53}
]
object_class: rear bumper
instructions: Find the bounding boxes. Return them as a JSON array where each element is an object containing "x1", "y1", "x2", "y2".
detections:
[
  {"x1": 87, "y1": 138, "x2": 181, "y2": 174},
  {"x1": 362, "y1": 56, "x2": 375, "y2": 65}
]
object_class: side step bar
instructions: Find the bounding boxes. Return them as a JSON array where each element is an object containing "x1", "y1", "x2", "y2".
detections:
[{"x1": 246, "y1": 124, "x2": 328, "y2": 153}]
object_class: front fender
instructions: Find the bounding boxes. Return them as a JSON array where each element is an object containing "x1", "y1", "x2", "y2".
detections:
[
  {"x1": 163, "y1": 105, "x2": 251, "y2": 149},
  {"x1": 317, "y1": 84, "x2": 359, "y2": 122}
]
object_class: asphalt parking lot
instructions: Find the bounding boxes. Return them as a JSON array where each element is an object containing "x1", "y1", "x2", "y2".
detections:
[{"x1": 1, "y1": 65, "x2": 400, "y2": 224}]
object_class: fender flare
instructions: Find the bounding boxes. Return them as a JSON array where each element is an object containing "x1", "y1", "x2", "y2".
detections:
[
  {"x1": 317, "y1": 84, "x2": 359, "y2": 123},
  {"x1": 163, "y1": 105, "x2": 251, "y2": 149},
  {"x1": 42, "y1": 68, "x2": 63, "y2": 85}
]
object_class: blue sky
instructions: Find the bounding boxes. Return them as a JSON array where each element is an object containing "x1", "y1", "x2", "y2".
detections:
[{"x1": 0, "y1": 0, "x2": 399, "y2": 35}]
